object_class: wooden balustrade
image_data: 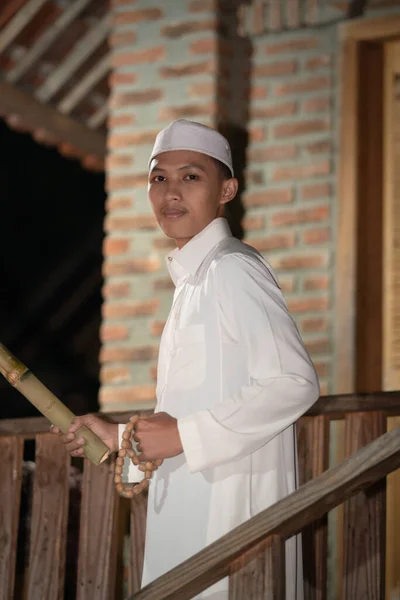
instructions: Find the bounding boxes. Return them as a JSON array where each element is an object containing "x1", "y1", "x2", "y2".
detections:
[
  {"x1": 0, "y1": 392, "x2": 399, "y2": 599},
  {"x1": 128, "y1": 426, "x2": 400, "y2": 600}
]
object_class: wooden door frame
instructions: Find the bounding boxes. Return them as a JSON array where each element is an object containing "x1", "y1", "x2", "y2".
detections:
[{"x1": 336, "y1": 14, "x2": 400, "y2": 393}]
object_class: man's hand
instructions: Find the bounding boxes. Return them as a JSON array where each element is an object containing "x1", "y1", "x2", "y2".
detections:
[
  {"x1": 134, "y1": 412, "x2": 183, "y2": 462},
  {"x1": 50, "y1": 414, "x2": 118, "y2": 457}
]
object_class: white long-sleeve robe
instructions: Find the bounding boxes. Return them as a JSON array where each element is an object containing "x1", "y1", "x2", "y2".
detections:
[{"x1": 120, "y1": 217, "x2": 320, "y2": 599}]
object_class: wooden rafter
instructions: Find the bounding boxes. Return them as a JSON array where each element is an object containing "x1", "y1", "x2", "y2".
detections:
[
  {"x1": 0, "y1": 0, "x2": 48, "y2": 54},
  {"x1": 348, "y1": 0, "x2": 368, "y2": 17},
  {"x1": 6, "y1": 0, "x2": 93, "y2": 84},
  {"x1": 36, "y1": 14, "x2": 110, "y2": 103},
  {"x1": 269, "y1": 0, "x2": 282, "y2": 32},
  {"x1": 306, "y1": 0, "x2": 319, "y2": 24},
  {"x1": 0, "y1": 0, "x2": 27, "y2": 30},
  {"x1": 0, "y1": 79, "x2": 106, "y2": 159},
  {"x1": 58, "y1": 53, "x2": 110, "y2": 115},
  {"x1": 87, "y1": 103, "x2": 108, "y2": 129}
]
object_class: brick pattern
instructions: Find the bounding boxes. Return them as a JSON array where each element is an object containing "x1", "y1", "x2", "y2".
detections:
[
  {"x1": 244, "y1": 28, "x2": 335, "y2": 395},
  {"x1": 103, "y1": 0, "x2": 222, "y2": 410},
  {"x1": 103, "y1": 1, "x2": 339, "y2": 410}
]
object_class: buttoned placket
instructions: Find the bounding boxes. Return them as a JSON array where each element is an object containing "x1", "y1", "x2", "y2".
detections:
[{"x1": 157, "y1": 271, "x2": 190, "y2": 409}]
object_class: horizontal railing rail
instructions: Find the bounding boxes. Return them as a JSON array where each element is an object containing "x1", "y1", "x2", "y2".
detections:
[{"x1": 1, "y1": 391, "x2": 400, "y2": 438}]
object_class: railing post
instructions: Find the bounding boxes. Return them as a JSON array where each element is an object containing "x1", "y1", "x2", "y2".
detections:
[
  {"x1": 0, "y1": 436, "x2": 23, "y2": 600},
  {"x1": 342, "y1": 411, "x2": 386, "y2": 599},
  {"x1": 297, "y1": 415, "x2": 329, "y2": 600},
  {"x1": 26, "y1": 434, "x2": 70, "y2": 600},
  {"x1": 77, "y1": 455, "x2": 120, "y2": 600},
  {"x1": 129, "y1": 493, "x2": 148, "y2": 594},
  {"x1": 229, "y1": 535, "x2": 286, "y2": 599}
]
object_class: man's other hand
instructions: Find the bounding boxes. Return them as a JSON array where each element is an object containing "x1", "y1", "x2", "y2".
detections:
[{"x1": 50, "y1": 414, "x2": 118, "y2": 457}]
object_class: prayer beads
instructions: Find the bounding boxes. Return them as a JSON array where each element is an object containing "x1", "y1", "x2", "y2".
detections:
[{"x1": 114, "y1": 414, "x2": 163, "y2": 498}]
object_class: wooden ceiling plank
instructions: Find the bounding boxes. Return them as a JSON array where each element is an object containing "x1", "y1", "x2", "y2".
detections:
[
  {"x1": 0, "y1": 0, "x2": 48, "y2": 55},
  {"x1": 58, "y1": 53, "x2": 110, "y2": 114},
  {"x1": 0, "y1": 0, "x2": 28, "y2": 31},
  {"x1": 0, "y1": 79, "x2": 106, "y2": 158},
  {"x1": 6, "y1": 0, "x2": 93, "y2": 84},
  {"x1": 87, "y1": 103, "x2": 108, "y2": 129},
  {"x1": 306, "y1": 0, "x2": 318, "y2": 24},
  {"x1": 347, "y1": 0, "x2": 368, "y2": 18},
  {"x1": 269, "y1": 0, "x2": 282, "y2": 32},
  {"x1": 35, "y1": 14, "x2": 110, "y2": 103}
]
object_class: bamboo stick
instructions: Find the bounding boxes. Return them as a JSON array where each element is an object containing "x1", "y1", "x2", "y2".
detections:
[{"x1": 0, "y1": 342, "x2": 110, "y2": 465}]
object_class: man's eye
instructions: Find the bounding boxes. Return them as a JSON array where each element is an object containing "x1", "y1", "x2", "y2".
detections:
[
  {"x1": 185, "y1": 174, "x2": 199, "y2": 181},
  {"x1": 153, "y1": 176, "x2": 165, "y2": 182}
]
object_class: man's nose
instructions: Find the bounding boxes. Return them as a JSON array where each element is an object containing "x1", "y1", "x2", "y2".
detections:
[{"x1": 164, "y1": 183, "x2": 182, "y2": 201}]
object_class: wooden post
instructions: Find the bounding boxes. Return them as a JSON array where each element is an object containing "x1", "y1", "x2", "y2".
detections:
[
  {"x1": 342, "y1": 411, "x2": 386, "y2": 599},
  {"x1": 297, "y1": 416, "x2": 329, "y2": 600},
  {"x1": 229, "y1": 535, "x2": 286, "y2": 599},
  {"x1": 0, "y1": 436, "x2": 23, "y2": 600},
  {"x1": 26, "y1": 434, "x2": 70, "y2": 600},
  {"x1": 129, "y1": 493, "x2": 148, "y2": 594},
  {"x1": 77, "y1": 456, "x2": 120, "y2": 600}
]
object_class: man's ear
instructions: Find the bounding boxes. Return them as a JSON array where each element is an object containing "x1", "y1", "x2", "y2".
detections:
[{"x1": 220, "y1": 178, "x2": 239, "y2": 205}]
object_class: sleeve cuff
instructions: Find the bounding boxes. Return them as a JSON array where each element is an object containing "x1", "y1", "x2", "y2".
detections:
[
  {"x1": 118, "y1": 424, "x2": 144, "y2": 483},
  {"x1": 177, "y1": 412, "x2": 210, "y2": 473}
]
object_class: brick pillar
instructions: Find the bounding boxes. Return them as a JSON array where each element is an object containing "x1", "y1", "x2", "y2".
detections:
[
  {"x1": 244, "y1": 29, "x2": 336, "y2": 396},
  {"x1": 101, "y1": 0, "x2": 230, "y2": 411}
]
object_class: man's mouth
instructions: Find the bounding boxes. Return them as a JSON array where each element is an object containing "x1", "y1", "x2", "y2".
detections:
[{"x1": 162, "y1": 208, "x2": 187, "y2": 219}]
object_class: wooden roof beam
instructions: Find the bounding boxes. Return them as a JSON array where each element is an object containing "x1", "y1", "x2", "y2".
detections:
[
  {"x1": 0, "y1": 79, "x2": 106, "y2": 159},
  {"x1": 58, "y1": 53, "x2": 110, "y2": 115},
  {"x1": 0, "y1": 0, "x2": 48, "y2": 55},
  {"x1": 36, "y1": 14, "x2": 110, "y2": 103},
  {"x1": 6, "y1": 0, "x2": 93, "y2": 84},
  {"x1": 348, "y1": 0, "x2": 368, "y2": 18},
  {"x1": 87, "y1": 103, "x2": 108, "y2": 130}
]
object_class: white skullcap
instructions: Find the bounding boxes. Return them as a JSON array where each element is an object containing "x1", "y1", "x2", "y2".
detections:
[{"x1": 148, "y1": 119, "x2": 234, "y2": 176}]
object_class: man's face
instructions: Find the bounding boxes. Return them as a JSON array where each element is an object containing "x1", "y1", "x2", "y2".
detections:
[{"x1": 148, "y1": 150, "x2": 237, "y2": 248}]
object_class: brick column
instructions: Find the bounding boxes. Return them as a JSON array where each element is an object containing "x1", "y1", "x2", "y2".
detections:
[
  {"x1": 244, "y1": 29, "x2": 336, "y2": 396},
  {"x1": 101, "y1": 0, "x2": 227, "y2": 411}
]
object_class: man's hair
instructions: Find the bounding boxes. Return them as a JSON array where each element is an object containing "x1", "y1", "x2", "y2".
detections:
[{"x1": 213, "y1": 158, "x2": 232, "y2": 180}]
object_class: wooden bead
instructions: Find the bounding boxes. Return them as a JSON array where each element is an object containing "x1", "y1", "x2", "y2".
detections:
[
  {"x1": 123, "y1": 489, "x2": 134, "y2": 499},
  {"x1": 138, "y1": 463, "x2": 147, "y2": 472},
  {"x1": 125, "y1": 423, "x2": 134, "y2": 433},
  {"x1": 119, "y1": 449, "x2": 127, "y2": 458},
  {"x1": 129, "y1": 415, "x2": 139, "y2": 425},
  {"x1": 131, "y1": 454, "x2": 140, "y2": 466},
  {"x1": 145, "y1": 461, "x2": 154, "y2": 471},
  {"x1": 114, "y1": 465, "x2": 122, "y2": 475},
  {"x1": 114, "y1": 475, "x2": 122, "y2": 484},
  {"x1": 116, "y1": 483, "x2": 124, "y2": 494},
  {"x1": 145, "y1": 470, "x2": 152, "y2": 480},
  {"x1": 116, "y1": 457, "x2": 124, "y2": 466},
  {"x1": 121, "y1": 440, "x2": 131, "y2": 449},
  {"x1": 154, "y1": 459, "x2": 163, "y2": 468},
  {"x1": 122, "y1": 431, "x2": 131, "y2": 440}
]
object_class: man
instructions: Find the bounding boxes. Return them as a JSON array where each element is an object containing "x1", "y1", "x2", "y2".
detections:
[{"x1": 52, "y1": 120, "x2": 319, "y2": 599}]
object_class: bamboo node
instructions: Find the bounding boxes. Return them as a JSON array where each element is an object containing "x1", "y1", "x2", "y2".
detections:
[{"x1": 6, "y1": 370, "x2": 21, "y2": 385}]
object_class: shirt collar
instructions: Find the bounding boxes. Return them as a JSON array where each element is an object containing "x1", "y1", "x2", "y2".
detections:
[{"x1": 166, "y1": 217, "x2": 232, "y2": 286}]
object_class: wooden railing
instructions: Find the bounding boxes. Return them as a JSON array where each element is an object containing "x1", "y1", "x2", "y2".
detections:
[
  {"x1": 130, "y1": 426, "x2": 400, "y2": 600},
  {"x1": 0, "y1": 392, "x2": 399, "y2": 600}
]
